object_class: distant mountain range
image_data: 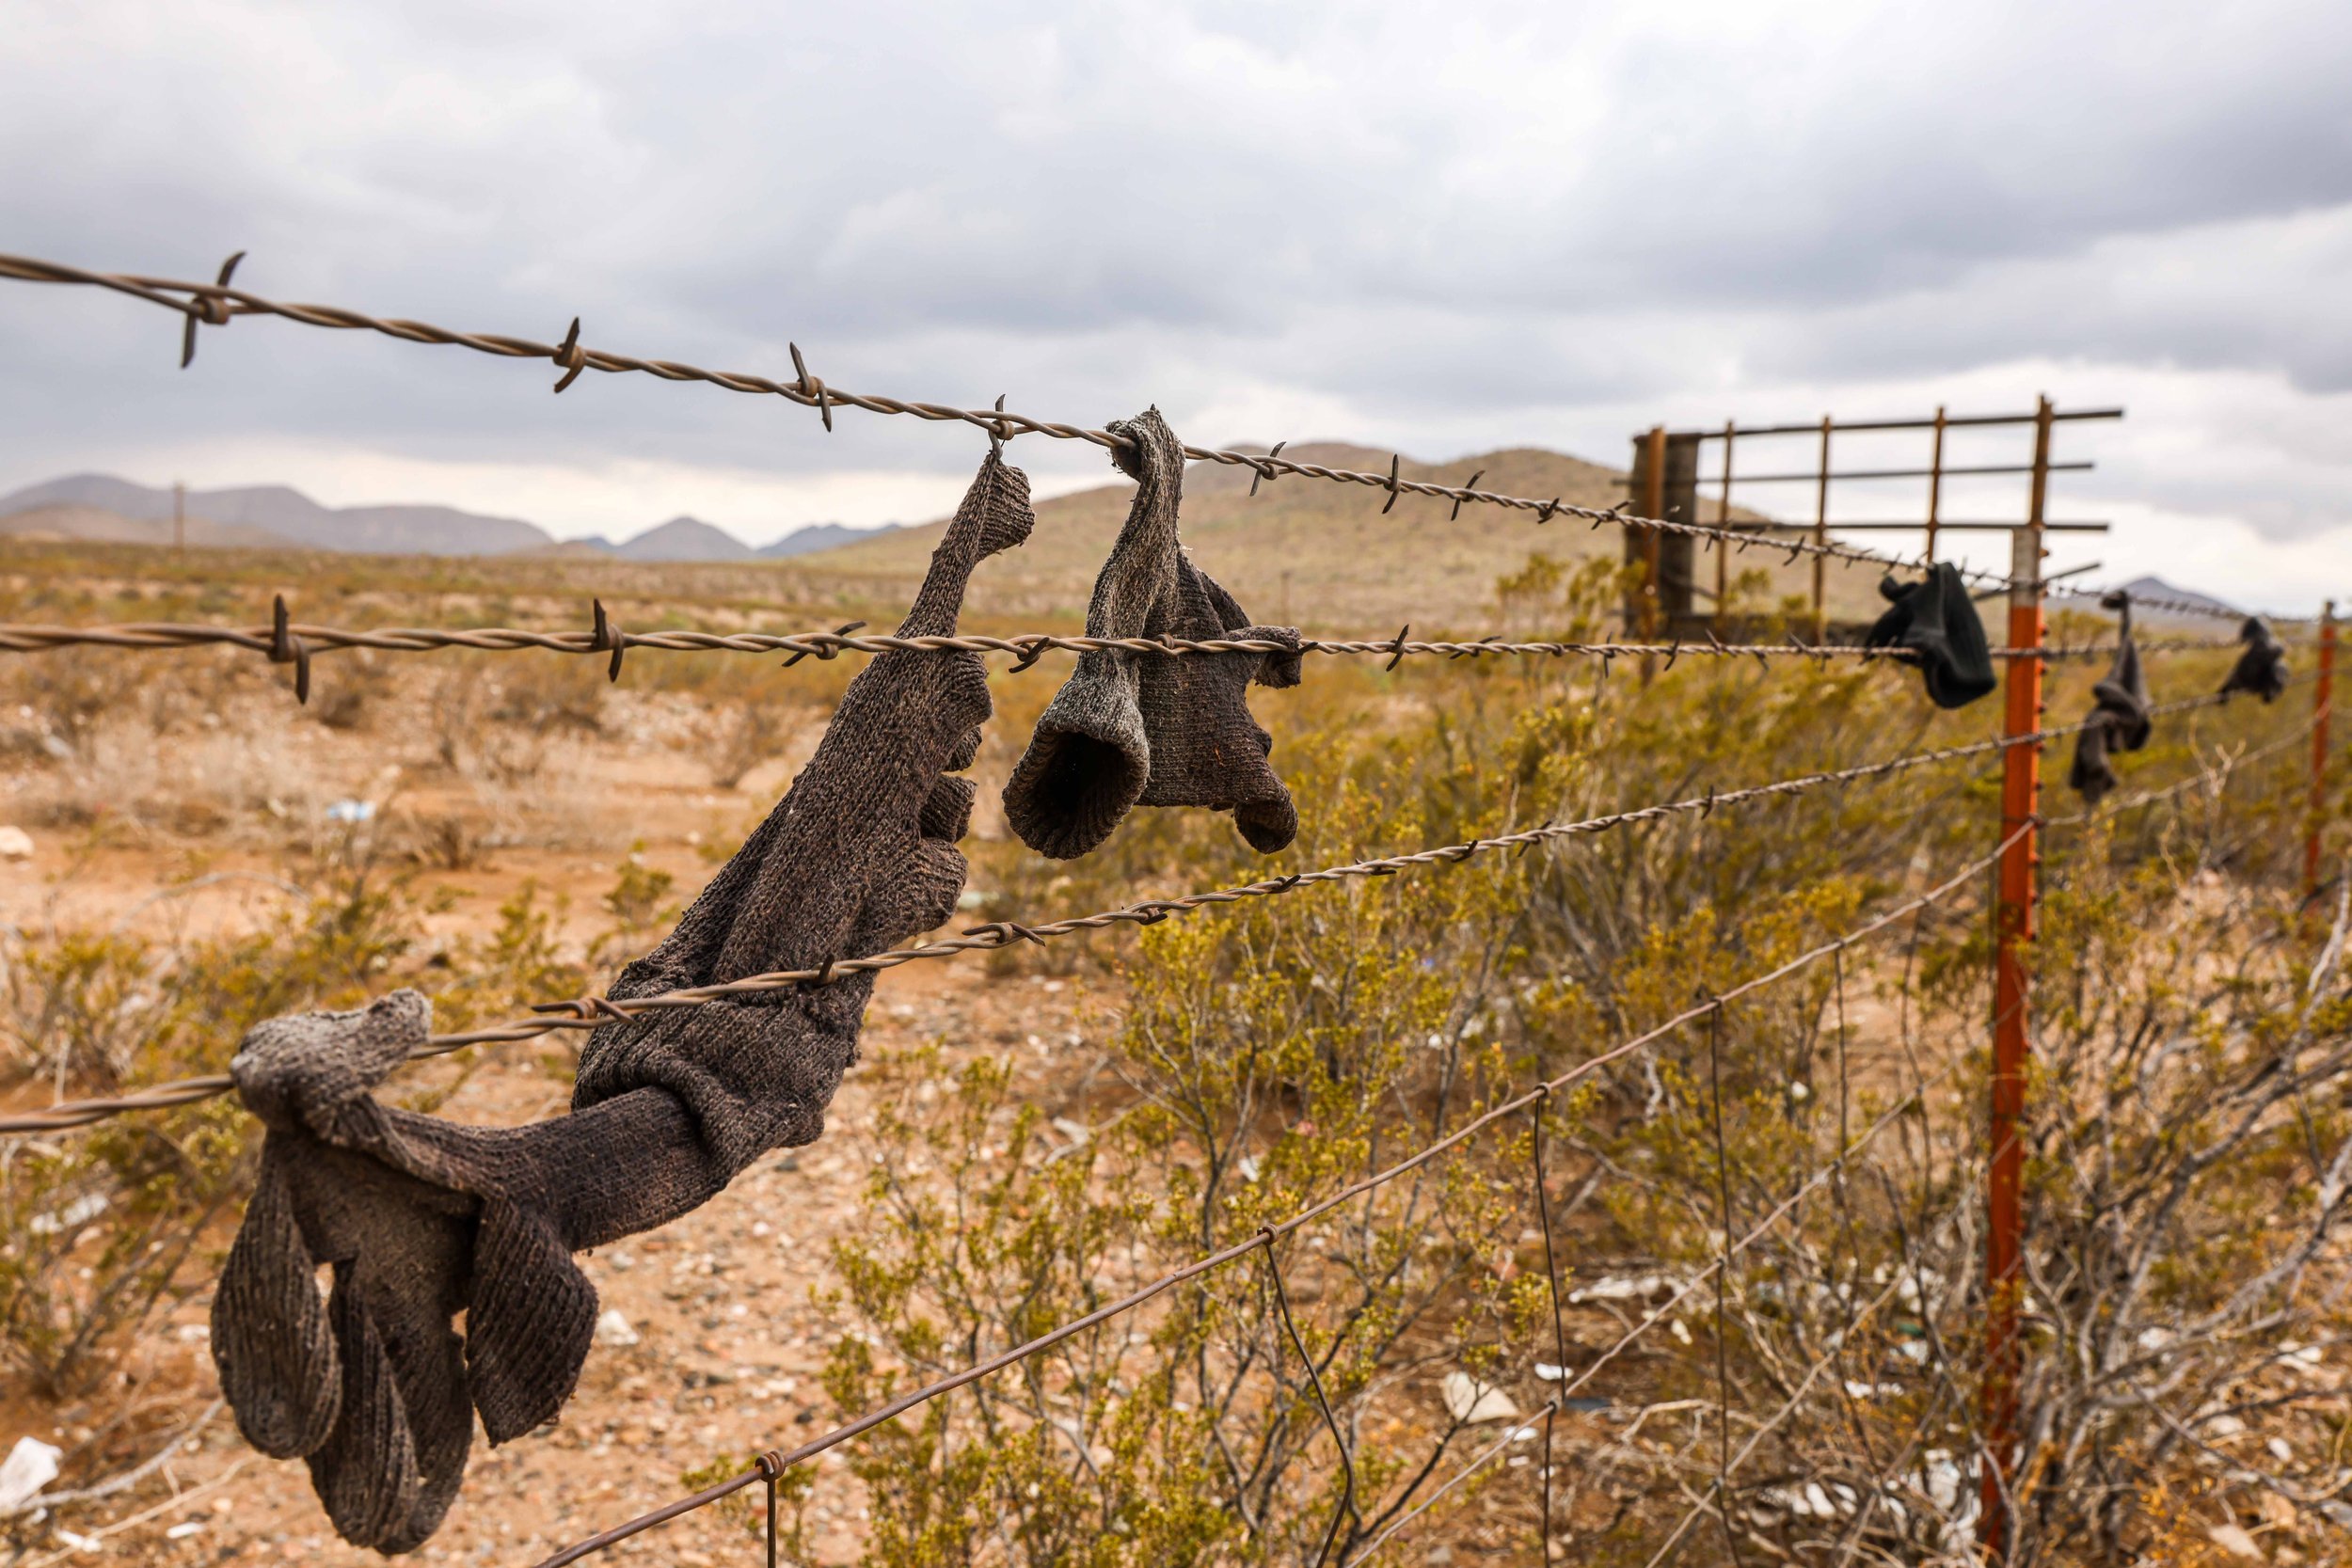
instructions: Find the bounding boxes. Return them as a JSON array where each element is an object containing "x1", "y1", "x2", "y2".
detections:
[{"x1": 0, "y1": 473, "x2": 898, "y2": 562}]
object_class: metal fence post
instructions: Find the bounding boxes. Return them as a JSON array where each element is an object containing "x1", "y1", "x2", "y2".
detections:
[
  {"x1": 2311, "y1": 600, "x2": 2339, "y2": 904},
  {"x1": 1981, "y1": 395, "x2": 2051, "y2": 1553},
  {"x1": 1810, "y1": 415, "x2": 1833, "y2": 641}
]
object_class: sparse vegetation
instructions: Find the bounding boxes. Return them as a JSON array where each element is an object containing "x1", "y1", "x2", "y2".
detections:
[{"x1": 0, "y1": 534, "x2": 2340, "y2": 1564}]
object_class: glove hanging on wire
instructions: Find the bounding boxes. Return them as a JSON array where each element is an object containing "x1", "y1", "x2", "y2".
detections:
[
  {"x1": 2218, "y1": 615, "x2": 2290, "y2": 703},
  {"x1": 210, "y1": 449, "x2": 1035, "y2": 1553},
  {"x1": 1862, "y1": 562, "x2": 1996, "y2": 710},
  {"x1": 2068, "y1": 590, "x2": 2153, "y2": 802},
  {"x1": 1002, "y1": 407, "x2": 1301, "y2": 860}
]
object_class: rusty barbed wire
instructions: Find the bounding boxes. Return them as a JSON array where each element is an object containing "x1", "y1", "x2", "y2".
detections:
[
  {"x1": 2049, "y1": 581, "x2": 2312, "y2": 626},
  {"x1": 0, "y1": 601, "x2": 2265, "y2": 689},
  {"x1": 0, "y1": 691, "x2": 2250, "y2": 1137},
  {"x1": 533, "y1": 831, "x2": 2020, "y2": 1568},
  {"x1": 0, "y1": 249, "x2": 2026, "y2": 593}
]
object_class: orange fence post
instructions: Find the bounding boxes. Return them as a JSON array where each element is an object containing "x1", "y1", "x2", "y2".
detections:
[
  {"x1": 1982, "y1": 395, "x2": 2051, "y2": 1552},
  {"x1": 2311, "y1": 601, "x2": 2339, "y2": 904}
]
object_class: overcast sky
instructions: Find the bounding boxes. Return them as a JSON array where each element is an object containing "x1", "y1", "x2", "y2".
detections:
[{"x1": 3, "y1": 1, "x2": 2348, "y2": 607}]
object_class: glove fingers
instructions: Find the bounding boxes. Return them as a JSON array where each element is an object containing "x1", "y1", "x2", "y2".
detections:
[
  {"x1": 469, "y1": 1199, "x2": 599, "y2": 1445},
  {"x1": 308, "y1": 1266, "x2": 426, "y2": 1550},
  {"x1": 213, "y1": 1143, "x2": 340, "y2": 1459}
]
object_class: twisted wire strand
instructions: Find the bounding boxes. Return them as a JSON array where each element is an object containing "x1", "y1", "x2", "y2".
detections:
[
  {"x1": 2049, "y1": 581, "x2": 2313, "y2": 626},
  {"x1": 534, "y1": 832, "x2": 2017, "y2": 1568},
  {"x1": 0, "y1": 614, "x2": 2262, "y2": 667},
  {"x1": 1, "y1": 692, "x2": 2236, "y2": 1132},
  {"x1": 0, "y1": 250, "x2": 2016, "y2": 592}
]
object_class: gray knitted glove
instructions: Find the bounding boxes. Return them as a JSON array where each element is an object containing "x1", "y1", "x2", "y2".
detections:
[
  {"x1": 2068, "y1": 590, "x2": 2153, "y2": 802},
  {"x1": 1002, "y1": 408, "x2": 1301, "y2": 859},
  {"x1": 210, "y1": 451, "x2": 1034, "y2": 1552}
]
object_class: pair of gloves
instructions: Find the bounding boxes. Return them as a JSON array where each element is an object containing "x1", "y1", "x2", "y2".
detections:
[{"x1": 209, "y1": 417, "x2": 1302, "y2": 1552}]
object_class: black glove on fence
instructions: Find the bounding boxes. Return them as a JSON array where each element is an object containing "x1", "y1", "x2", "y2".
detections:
[
  {"x1": 211, "y1": 451, "x2": 1034, "y2": 1553},
  {"x1": 1002, "y1": 408, "x2": 1301, "y2": 860},
  {"x1": 2219, "y1": 615, "x2": 2290, "y2": 703},
  {"x1": 1862, "y1": 562, "x2": 1996, "y2": 710},
  {"x1": 2068, "y1": 590, "x2": 2153, "y2": 802}
]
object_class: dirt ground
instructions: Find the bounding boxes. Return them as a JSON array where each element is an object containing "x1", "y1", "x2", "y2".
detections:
[{"x1": 4, "y1": 855, "x2": 1100, "y2": 1567}]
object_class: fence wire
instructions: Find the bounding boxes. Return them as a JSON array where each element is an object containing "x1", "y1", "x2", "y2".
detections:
[
  {"x1": 0, "y1": 601, "x2": 2261, "y2": 677},
  {"x1": 0, "y1": 249, "x2": 2026, "y2": 593},
  {"x1": 533, "y1": 828, "x2": 2023, "y2": 1567}
]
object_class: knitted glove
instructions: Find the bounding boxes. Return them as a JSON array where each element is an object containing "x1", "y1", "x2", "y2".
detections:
[
  {"x1": 211, "y1": 451, "x2": 1034, "y2": 1553},
  {"x1": 1003, "y1": 408, "x2": 1301, "y2": 859},
  {"x1": 2068, "y1": 591, "x2": 2153, "y2": 802},
  {"x1": 1862, "y1": 562, "x2": 1996, "y2": 710},
  {"x1": 2219, "y1": 615, "x2": 2290, "y2": 703},
  {"x1": 212, "y1": 992, "x2": 716, "y2": 1552}
]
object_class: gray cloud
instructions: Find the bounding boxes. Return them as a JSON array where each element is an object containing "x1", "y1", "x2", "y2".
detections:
[{"x1": 1, "y1": 0, "x2": 2347, "y2": 601}]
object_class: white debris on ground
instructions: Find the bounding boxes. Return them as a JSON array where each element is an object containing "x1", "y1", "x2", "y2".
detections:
[
  {"x1": 1440, "y1": 1371, "x2": 1519, "y2": 1424},
  {"x1": 0, "y1": 825, "x2": 32, "y2": 860},
  {"x1": 593, "y1": 1307, "x2": 641, "y2": 1348},
  {"x1": 1567, "y1": 1274, "x2": 1673, "y2": 1305},
  {"x1": 0, "y1": 1436, "x2": 62, "y2": 1513}
]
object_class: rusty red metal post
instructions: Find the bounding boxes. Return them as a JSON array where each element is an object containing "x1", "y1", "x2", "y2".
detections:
[
  {"x1": 2311, "y1": 601, "x2": 2339, "y2": 904},
  {"x1": 1981, "y1": 395, "x2": 2052, "y2": 1553}
]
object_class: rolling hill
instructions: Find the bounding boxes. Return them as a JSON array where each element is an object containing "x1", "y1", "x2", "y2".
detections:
[{"x1": 801, "y1": 441, "x2": 1861, "y2": 629}]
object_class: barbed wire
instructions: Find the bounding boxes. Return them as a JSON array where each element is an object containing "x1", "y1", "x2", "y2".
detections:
[
  {"x1": 0, "y1": 250, "x2": 2022, "y2": 592},
  {"x1": 2049, "y1": 581, "x2": 2315, "y2": 626},
  {"x1": 0, "y1": 689, "x2": 2252, "y2": 1136},
  {"x1": 0, "y1": 602, "x2": 2265, "y2": 685},
  {"x1": 533, "y1": 831, "x2": 2019, "y2": 1567}
]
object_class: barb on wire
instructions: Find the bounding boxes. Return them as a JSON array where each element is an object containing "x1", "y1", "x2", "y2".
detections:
[
  {"x1": 533, "y1": 830, "x2": 2023, "y2": 1568},
  {"x1": 0, "y1": 249, "x2": 2029, "y2": 592},
  {"x1": 0, "y1": 695, "x2": 2238, "y2": 1136},
  {"x1": 0, "y1": 611, "x2": 2252, "y2": 671}
]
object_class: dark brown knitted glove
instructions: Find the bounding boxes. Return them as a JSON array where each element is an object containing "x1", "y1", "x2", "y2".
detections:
[
  {"x1": 211, "y1": 451, "x2": 1034, "y2": 1553},
  {"x1": 1002, "y1": 408, "x2": 1301, "y2": 859},
  {"x1": 2068, "y1": 591, "x2": 2153, "y2": 802},
  {"x1": 2219, "y1": 615, "x2": 2290, "y2": 703},
  {"x1": 212, "y1": 992, "x2": 718, "y2": 1552}
]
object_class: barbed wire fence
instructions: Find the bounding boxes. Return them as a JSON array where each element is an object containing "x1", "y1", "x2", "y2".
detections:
[{"x1": 0, "y1": 248, "x2": 2344, "y2": 1565}]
